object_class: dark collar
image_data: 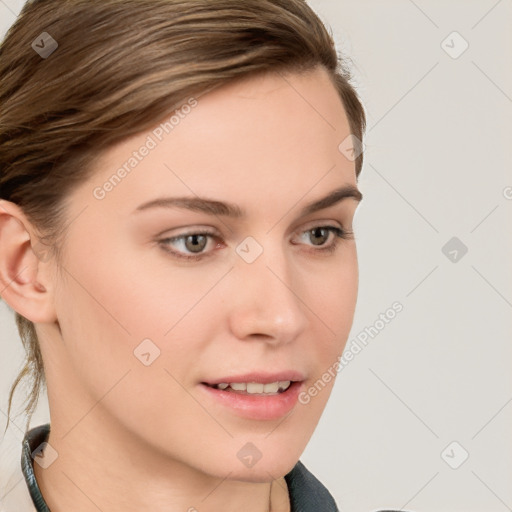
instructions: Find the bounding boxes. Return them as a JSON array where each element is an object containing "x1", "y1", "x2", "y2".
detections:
[
  {"x1": 21, "y1": 423, "x2": 51, "y2": 512},
  {"x1": 22, "y1": 423, "x2": 339, "y2": 511}
]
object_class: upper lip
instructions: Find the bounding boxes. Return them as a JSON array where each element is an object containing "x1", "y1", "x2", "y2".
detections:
[{"x1": 202, "y1": 371, "x2": 305, "y2": 385}]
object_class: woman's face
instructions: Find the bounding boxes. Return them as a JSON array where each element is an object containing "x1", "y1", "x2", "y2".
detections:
[{"x1": 42, "y1": 66, "x2": 361, "y2": 480}]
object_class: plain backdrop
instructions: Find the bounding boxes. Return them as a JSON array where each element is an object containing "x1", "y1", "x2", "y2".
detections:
[{"x1": 0, "y1": 1, "x2": 511, "y2": 511}]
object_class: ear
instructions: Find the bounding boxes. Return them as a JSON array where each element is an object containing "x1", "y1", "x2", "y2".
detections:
[{"x1": 0, "y1": 199, "x2": 57, "y2": 323}]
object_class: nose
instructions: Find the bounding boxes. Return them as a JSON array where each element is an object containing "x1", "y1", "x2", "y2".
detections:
[{"x1": 226, "y1": 237, "x2": 309, "y2": 346}]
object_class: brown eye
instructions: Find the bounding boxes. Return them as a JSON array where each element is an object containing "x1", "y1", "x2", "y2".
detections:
[
  {"x1": 159, "y1": 230, "x2": 219, "y2": 261},
  {"x1": 307, "y1": 227, "x2": 331, "y2": 246},
  {"x1": 293, "y1": 225, "x2": 354, "y2": 256},
  {"x1": 183, "y1": 234, "x2": 208, "y2": 253}
]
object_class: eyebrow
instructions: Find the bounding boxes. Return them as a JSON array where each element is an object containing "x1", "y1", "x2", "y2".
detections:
[{"x1": 133, "y1": 184, "x2": 362, "y2": 218}]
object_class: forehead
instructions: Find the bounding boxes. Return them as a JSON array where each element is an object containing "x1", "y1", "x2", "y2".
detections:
[{"x1": 73, "y1": 67, "x2": 356, "y2": 219}]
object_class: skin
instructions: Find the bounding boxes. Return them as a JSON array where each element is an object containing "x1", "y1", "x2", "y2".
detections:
[{"x1": 0, "y1": 65, "x2": 361, "y2": 511}]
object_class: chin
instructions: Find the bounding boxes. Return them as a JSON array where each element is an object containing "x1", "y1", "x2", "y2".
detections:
[{"x1": 211, "y1": 442, "x2": 303, "y2": 482}]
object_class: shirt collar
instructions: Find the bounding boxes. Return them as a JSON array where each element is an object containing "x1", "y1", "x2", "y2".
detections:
[{"x1": 21, "y1": 423, "x2": 51, "y2": 512}]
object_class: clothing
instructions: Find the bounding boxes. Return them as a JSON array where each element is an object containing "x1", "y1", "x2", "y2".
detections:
[{"x1": 12, "y1": 423, "x2": 408, "y2": 512}]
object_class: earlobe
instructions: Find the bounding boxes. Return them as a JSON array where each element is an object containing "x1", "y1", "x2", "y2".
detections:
[{"x1": 0, "y1": 200, "x2": 57, "y2": 323}]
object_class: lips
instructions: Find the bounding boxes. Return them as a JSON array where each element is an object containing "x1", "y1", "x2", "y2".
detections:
[{"x1": 200, "y1": 371, "x2": 305, "y2": 420}]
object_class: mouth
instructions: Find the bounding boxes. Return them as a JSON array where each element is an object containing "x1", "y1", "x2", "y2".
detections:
[{"x1": 199, "y1": 372, "x2": 305, "y2": 420}]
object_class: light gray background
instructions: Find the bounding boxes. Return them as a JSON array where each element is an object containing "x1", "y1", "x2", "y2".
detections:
[{"x1": 0, "y1": 1, "x2": 511, "y2": 511}]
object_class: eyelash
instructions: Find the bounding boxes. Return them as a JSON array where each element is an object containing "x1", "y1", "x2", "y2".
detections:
[{"x1": 158, "y1": 225, "x2": 354, "y2": 262}]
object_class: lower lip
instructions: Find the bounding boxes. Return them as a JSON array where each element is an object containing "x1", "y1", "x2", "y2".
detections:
[{"x1": 199, "y1": 382, "x2": 303, "y2": 421}]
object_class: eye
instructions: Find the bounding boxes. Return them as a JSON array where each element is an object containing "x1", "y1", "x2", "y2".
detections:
[
  {"x1": 294, "y1": 225, "x2": 353, "y2": 255},
  {"x1": 159, "y1": 229, "x2": 219, "y2": 261},
  {"x1": 158, "y1": 225, "x2": 354, "y2": 261}
]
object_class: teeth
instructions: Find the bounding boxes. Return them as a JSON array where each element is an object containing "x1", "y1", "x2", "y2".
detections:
[
  {"x1": 278, "y1": 380, "x2": 291, "y2": 391},
  {"x1": 213, "y1": 381, "x2": 292, "y2": 393},
  {"x1": 263, "y1": 382, "x2": 279, "y2": 393},
  {"x1": 247, "y1": 382, "x2": 264, "y2": 394}
]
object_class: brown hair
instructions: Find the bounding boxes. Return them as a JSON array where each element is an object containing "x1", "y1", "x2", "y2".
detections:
[{"x1": 0, "y1": 0, "x2": 366, "y2": 433}]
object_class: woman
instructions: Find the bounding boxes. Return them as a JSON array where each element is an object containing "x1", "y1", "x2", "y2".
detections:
[{"x1": 0, "y1": 1, "x2": 408, "y2": 510}]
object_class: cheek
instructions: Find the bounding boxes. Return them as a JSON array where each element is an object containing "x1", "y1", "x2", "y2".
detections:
[
  {"x1": 317, "y1": 249, "x2": 358, "y2": 343},
  {"x1": 296, "y1": 270, "x2": 357, "y2": 429},
  {"x1": 53, "y1": 243, "x2": 216, "y2": 403},
  {"x1": 299, "y1": 251, "x2": 358, "y2": 409},
  {"x1": 53, "y1": 265, "x2": 204, "y2": 444}
]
